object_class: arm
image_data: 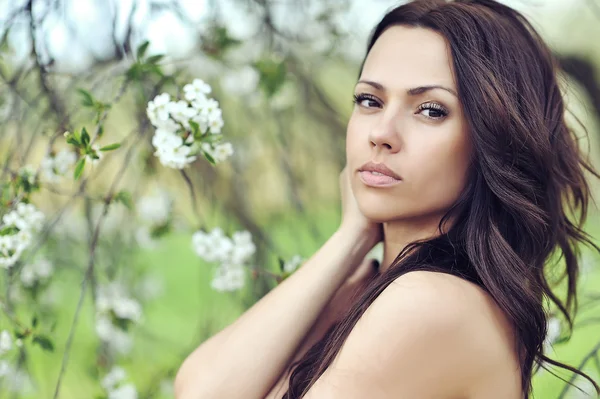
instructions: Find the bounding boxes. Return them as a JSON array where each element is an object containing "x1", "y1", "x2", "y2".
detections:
[
  {"x1": 174, "y1": 229, "x2": 376, "y2": 399},
  {"x1": 264, "y1": 257, "x2": 379, "y2": 399},
  {"x1": 174, "y1": 167, "x2": 382, "y2": 399}
]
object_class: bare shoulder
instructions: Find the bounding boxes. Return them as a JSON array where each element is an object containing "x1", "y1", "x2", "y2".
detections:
[{"x1": 304, "y1": 271, "x2": 521, "y2": 399}]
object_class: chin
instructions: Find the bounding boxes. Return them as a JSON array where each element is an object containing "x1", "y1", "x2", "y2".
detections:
[{"x1": 356, "y1": 201, "x2": 407, "y2": 223}]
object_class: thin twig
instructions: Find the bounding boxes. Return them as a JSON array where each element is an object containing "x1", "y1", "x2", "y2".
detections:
[
  {"x1": 52, "y1": 125, "x2": 147, "y2": 399},
  {"x1": 557, "y1": 339, "x2": 600, "y2": 398}
]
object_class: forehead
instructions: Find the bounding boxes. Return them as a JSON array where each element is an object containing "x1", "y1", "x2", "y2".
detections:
[{"x1": 361, "y1": 25, "x2": 457, "y2": 90}]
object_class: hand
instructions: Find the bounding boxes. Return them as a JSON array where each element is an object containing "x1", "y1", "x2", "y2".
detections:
[{"x1": 338, "y1": 165, "x2": 383, "y2": 249}]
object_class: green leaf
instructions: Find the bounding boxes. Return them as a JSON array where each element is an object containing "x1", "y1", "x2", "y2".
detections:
[
  {"x1": 66, "y1": 136, "x2": 79, "y2": 147},
  {"x1": 31, "y1": 315, "x2": 38, "y2": 328},
  {"x1": 114, "y1": 191, "x2": 134, "y2": 210},
  {"x1": 0, "y1": 225, "x2": 19, "y2": 236},
  {"x1": 33, "y1": 335, "x2": 55, "y2": 352},
  {"x1": 136, "y1": 40, "x2": 150, "y2": 60},
  {"x1": 203, "y1": 151, "x2": 216, "y2": 165},
  {"x1": 150, "y1": 222, "x2": 171, "y2": 239},
  {"x1": 278, "y1": 257, "x2": 285, "y2": 272},
  {"x1": 80, "y1": 127, "x2": 90, "y2": 148},
  {"x1": 74, "y1": 158, "x2": 86, "y2": 180},
  {"x1": 146, "y1": 54, "x2": 164, "y2": 64},
  {"x1": 125, "y1": 64, "x2": 140, "y2": 81},
  {"x1": 189, "y1": 121, "x2": 200, "y2": 137},
  {"x1": 77, "y1": 89, "x2": 94, "y2": 107},
  {"x1": 148, "y1": 64, "x2": 164, "y2": 77},
  {"x1": 99, "y1": 143, "x2": 121, "y2": 152},
  {"x1": 255, "y1": 58, "x2": 287, "y2": 98},
  {"x1": 15, "y1": 330, "x2": 28, "y2": 340}
]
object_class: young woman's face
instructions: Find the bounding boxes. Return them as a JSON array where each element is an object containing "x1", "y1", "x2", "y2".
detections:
[{"x1": 347, "y1": 25, "x2": 472, "y2": 224}]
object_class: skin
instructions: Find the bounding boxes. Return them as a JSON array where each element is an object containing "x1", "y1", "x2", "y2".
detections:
[
  {"x1": 301, "y1": 26, "x2": 522, "y2": 398},
  {"x1": 347, "y1": 25, "x2": 473, "y2": 273},
  {"x1": 175, "y1": 24, "x2": 521, "y2": 399}
]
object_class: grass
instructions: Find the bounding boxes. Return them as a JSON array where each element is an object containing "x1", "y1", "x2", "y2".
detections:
[{"x1": 9, "y1": 206, "x2": 600, "y2": 399}]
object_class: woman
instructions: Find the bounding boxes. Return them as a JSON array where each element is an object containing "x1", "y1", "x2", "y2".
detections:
[{"x1": 175, "y1": 0, "x2": 600, "y2": 398}]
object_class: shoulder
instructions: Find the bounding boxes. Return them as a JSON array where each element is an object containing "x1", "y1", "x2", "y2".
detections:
[{"x1": 305, "y1": 271, "x2": 518, "y2": 398}]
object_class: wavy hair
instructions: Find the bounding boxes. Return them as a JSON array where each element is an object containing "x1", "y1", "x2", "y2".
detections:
[{"x1": 283, "y1": 0, "x2": 600, "y2": 397}]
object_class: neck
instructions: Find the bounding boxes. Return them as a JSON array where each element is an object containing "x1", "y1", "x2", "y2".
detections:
[{"x1": 379, "y1": 213, "x2": 449, "y2": 274}]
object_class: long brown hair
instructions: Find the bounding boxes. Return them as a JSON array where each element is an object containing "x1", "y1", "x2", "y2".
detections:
[{"x1": 283, "y1": 0, "x2": 600, "y2": 397}]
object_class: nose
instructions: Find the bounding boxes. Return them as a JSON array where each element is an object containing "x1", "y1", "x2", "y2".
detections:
[{"x1": 368, "y1": 110, "x2": 402, "y2": 153}]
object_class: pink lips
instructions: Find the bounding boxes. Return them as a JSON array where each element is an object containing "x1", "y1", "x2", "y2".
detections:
[{"x1": 358, "y1": 161, "x2": 402, "y2": 187}]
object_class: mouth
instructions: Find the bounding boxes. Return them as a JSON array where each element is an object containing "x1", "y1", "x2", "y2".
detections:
[{"x1": 358, "y1": 161, "x2": 402, "y2": 187}]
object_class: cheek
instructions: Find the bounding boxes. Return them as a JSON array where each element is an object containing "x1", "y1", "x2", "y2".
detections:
[
  {"x1": 353, "y1": 130, "x2": 472, "y2": 222},
  {"x1": 409, "y1": 134, "x2": 472, "y2": 208},
  {"x1": 345, "y1": 114, "x2": 366, "y2": 168}
]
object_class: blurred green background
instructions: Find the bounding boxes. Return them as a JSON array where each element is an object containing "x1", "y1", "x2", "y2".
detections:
[{"x1": 0, "y1": 0, "x2": 599, "y2": 398}]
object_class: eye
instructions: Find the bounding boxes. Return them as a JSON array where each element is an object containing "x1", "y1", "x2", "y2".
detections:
[
  {"x1": 416, "y1": 102, "x2": 449, "y2": 120},
  {"x1": 353, "y1": 93, "x2": 382, "y2": 109}
]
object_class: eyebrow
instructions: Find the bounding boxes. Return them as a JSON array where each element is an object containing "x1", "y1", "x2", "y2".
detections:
[{"x1": 357, "y1": 80, "x2": 458, "y2": 97}]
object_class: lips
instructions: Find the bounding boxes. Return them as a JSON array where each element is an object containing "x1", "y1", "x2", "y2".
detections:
[{"x1": 358, "y1": 161, "x2": 402, "y2": 187}]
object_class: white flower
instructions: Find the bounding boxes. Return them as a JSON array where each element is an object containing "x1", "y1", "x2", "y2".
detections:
[
  {"x1": 543, "y1": 317, "x2": 561, "y2": 354},
  {"x1": 34, "y1": 258, "x2": 53, "y2": 279},
  {"x1": 152, "y1": 129, "x2": 196, "y2": 169},
  {"x1": 193, "y1": 229, "x2": 255, "y2": 292},
  {"x1": 13, "y1": 230, "x2": 32, "y2": 253},
  {"x1": 0, "y1": 364, "x2": 33, "y2": 394},
  {"x1": 97, "y1": 283, "x2": 142, "y2": 323},
  {"x1": 0, "y1": 251, "x2": 20, "y2": 269},
  {"x1": 108, "y1": 383, "x2": 138, "y2": 399},
  {"x1": 18, "y1": 165, "x2": 36, "y2": 185},
  {"x1": 0, "y1": 330, "x2": 12, "y2": 355},
  {"x1": 208, "y1": 112, "x2": 224, "y2": 135},
  {"x1": 200, "y1": 99, "x2": 220, "y2": 119},
  {"x1": 87, "y1": 144, "x2": 104, "y2": 165},
  {"x1": 135, "y1": 227, "x2": 158, "y2": 249},
  {"x1": 230, "y1": 231, "x2": 256, "y2": 265},
  {"x1": 135, "y1": 274, "x2": 164, "y2": 301},
  {"x1": 168, "y1": 100, "x2": 197, "y2": 129},
  {"x1": 147, "y1": 93, "x2": 171, "y2": 124},
  {"x1": 95, "y1": 316, "x2": 133, "y2": 355},
  {"x1": 0, "y1": 361, "x2": 10, "y2": 377},
  {"x1": 211, "y1": 264, "x2": 245, "y2": 292},
  {"x1": 183, "y1": 79, "x2": 211, "y2": 102},
  {"x1": 101, "y1": 366, "x2": 127, "y2": 391},
  {"x1": 220, "y1": 66, "x2": 259, "y2": 96},
  {"x1": 270, "y1": 82, "x2": 296, "y2": 110},
  {"x1": 20, "y1": 259, "x2": 54, "y2": 287},
  {"x1": 192, "y1": 228, "x2": 233, "y2": 263},
  {"x1": 201, "y1": 142, "x2": 233, "y2": 164},
  {"x1": 41, "y1": 149, "x2": 76, "y2": 182},
  {"x1": 112, "y1": 297, "x2": 142, "y2": 323},
  {"x1": 161, "y1": 144, "x2": 197, "y2": 169},
  {"x1": 152, "y1": 128, "x2": 183, "y2": 150},
  {"x1": 137, "y1": 189, "x2": 172, "y2": 226},
  {"x1": 54, "y1": 149, "x2": 77, "y2": 174},
  {"x1": 213, "y1": 142, "x2": 233, "y2": 162},
  {"x1": 0, "y1": 236, "x2": 20, "y2": 269},
  {"x1": 20, "y1": 265, "x2": 37, "y2": 287},
  {"x1": 0, "y1": 203, "x2": 44, "y2": 270},
  {"x1": 9, "y1": 203, "x2": 45, "y2": 232},
  {"x1": 283, "y1": 255, "x2": 303, "y2": 273},
  {"x1": 160, "y1": 379, "x2": 174, "y2": 396}
]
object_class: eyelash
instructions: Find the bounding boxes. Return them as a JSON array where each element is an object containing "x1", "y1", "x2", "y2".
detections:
[{"x1": 352, "y1": 93, "x2": 450, "y2": 120}]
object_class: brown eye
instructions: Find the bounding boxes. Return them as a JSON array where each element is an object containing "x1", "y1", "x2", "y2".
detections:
[
  {"x1": 353, "y1": 93, "x2": 382, "y2": 109},
  {"x1": 416, "y1": 102, "x2": 449, "y2": 120}
]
